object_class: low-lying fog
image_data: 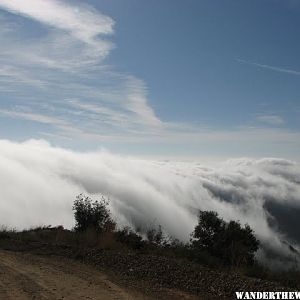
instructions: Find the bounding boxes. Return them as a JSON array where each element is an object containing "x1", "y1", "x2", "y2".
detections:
[{"x1": 1, "y1": 139, "x2": 299, "y2": 267}]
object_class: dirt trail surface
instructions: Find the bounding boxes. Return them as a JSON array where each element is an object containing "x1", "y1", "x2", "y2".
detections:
[
  {"x1": 0, "y1": 239, "x2": 294, "y2": 300},
  {"x1": 0, "y1": 250, "x2": 154, "y2": 300}
]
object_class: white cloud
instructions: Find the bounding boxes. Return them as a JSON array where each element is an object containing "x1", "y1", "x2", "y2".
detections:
[{"x1": 0, "y1": 139, "x2": 299, "y2": 267}]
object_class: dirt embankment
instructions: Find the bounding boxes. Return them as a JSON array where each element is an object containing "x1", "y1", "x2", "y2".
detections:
[{"x1": 0, "y1": 249, "x2": 198, "y2": 300}]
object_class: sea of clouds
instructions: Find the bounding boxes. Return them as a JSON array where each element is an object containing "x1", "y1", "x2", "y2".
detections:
[{"x1": 0, "y1": 139, "x2": 299, "y2": 267}]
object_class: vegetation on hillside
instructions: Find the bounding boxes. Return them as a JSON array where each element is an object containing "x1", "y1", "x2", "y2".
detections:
[
  {"x1": 72, "y1": 194, "x2": 259, "y2": 267},
  {"x1": 191, "y1": 211, "x2": 259, "y2": 267}
]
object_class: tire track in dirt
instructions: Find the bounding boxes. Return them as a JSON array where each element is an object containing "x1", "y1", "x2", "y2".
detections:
[{"x1": 0, "y1": 250, "x2": 147, "y2": 300}]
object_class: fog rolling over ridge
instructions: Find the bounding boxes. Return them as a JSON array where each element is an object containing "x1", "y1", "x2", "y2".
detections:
[{"x1": 0, "y1": 139, "x2": 299, "y2": 267}]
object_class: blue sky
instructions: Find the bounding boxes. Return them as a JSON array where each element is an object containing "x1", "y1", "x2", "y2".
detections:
[{"x1": 0, "y1": 0, "x2": 299, "y2": 159}]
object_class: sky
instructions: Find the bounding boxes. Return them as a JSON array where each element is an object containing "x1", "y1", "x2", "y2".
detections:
[
  {"x1": 0, "y1": 0, "x2": 299, "y2": 159},
  {"x1": 0, "y1": 1, "x2": 299, "y2": 263}
]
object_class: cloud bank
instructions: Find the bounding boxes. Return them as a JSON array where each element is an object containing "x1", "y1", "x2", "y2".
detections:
[{"x1": 1, "y1": 139, "x2": 299, "y2": 267}]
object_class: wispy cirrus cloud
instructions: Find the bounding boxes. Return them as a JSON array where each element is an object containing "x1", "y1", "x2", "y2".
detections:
[
  {"x1": 0, "y1": 65, "x2": 47, "y2": 88},
  {"x1": 0, "y1": 109, "x2": 69, "y2": 126},
  {"x1": 0, "y1": 0, "x2": 114, "y2": 42},
  {"x1": 0, "y1": 0, "x2": 114, "y2": 70},
  {"x1": 0, "y1": 0, "x2": 162, "y2": 137},
  {"x1": 237, "y1": 58, "x2": 300, "y2": 76}
]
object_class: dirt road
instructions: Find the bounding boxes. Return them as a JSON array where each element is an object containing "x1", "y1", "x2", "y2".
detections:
[
  {"x1": 0, "y1": 250, "x2": 199, "y2": 300},
  {"x1": 0, "y1": 250, "x2": 152, "y2": 300}
]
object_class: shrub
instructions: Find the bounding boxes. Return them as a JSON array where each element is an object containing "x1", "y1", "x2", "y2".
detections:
[
  {"x1": 0, "y1": 226, "x2": 15, "y2": 240},
  {"x1": 115, "y1": 226, "x2": 145, "y2": 250},
  {"x1": 146, "y1": 225, "x2": 165, "y2": 246},
  {"x1": 73, "y1": 194, "x2": 115, "y2": 233}
]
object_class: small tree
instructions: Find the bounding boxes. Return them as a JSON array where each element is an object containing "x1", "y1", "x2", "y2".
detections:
[
  {"x1": 222, "y1": 221, "x2": 259, "y2": 266},
  {"x1": 73, "y1": 194, "x2": 115, "y2": 233},
  {"x1": 191, "y1": 211, "x2": 225, "y2": 255},
  {"x1": 191, "y1": 210, "x2": 259, "y2": 267}
]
